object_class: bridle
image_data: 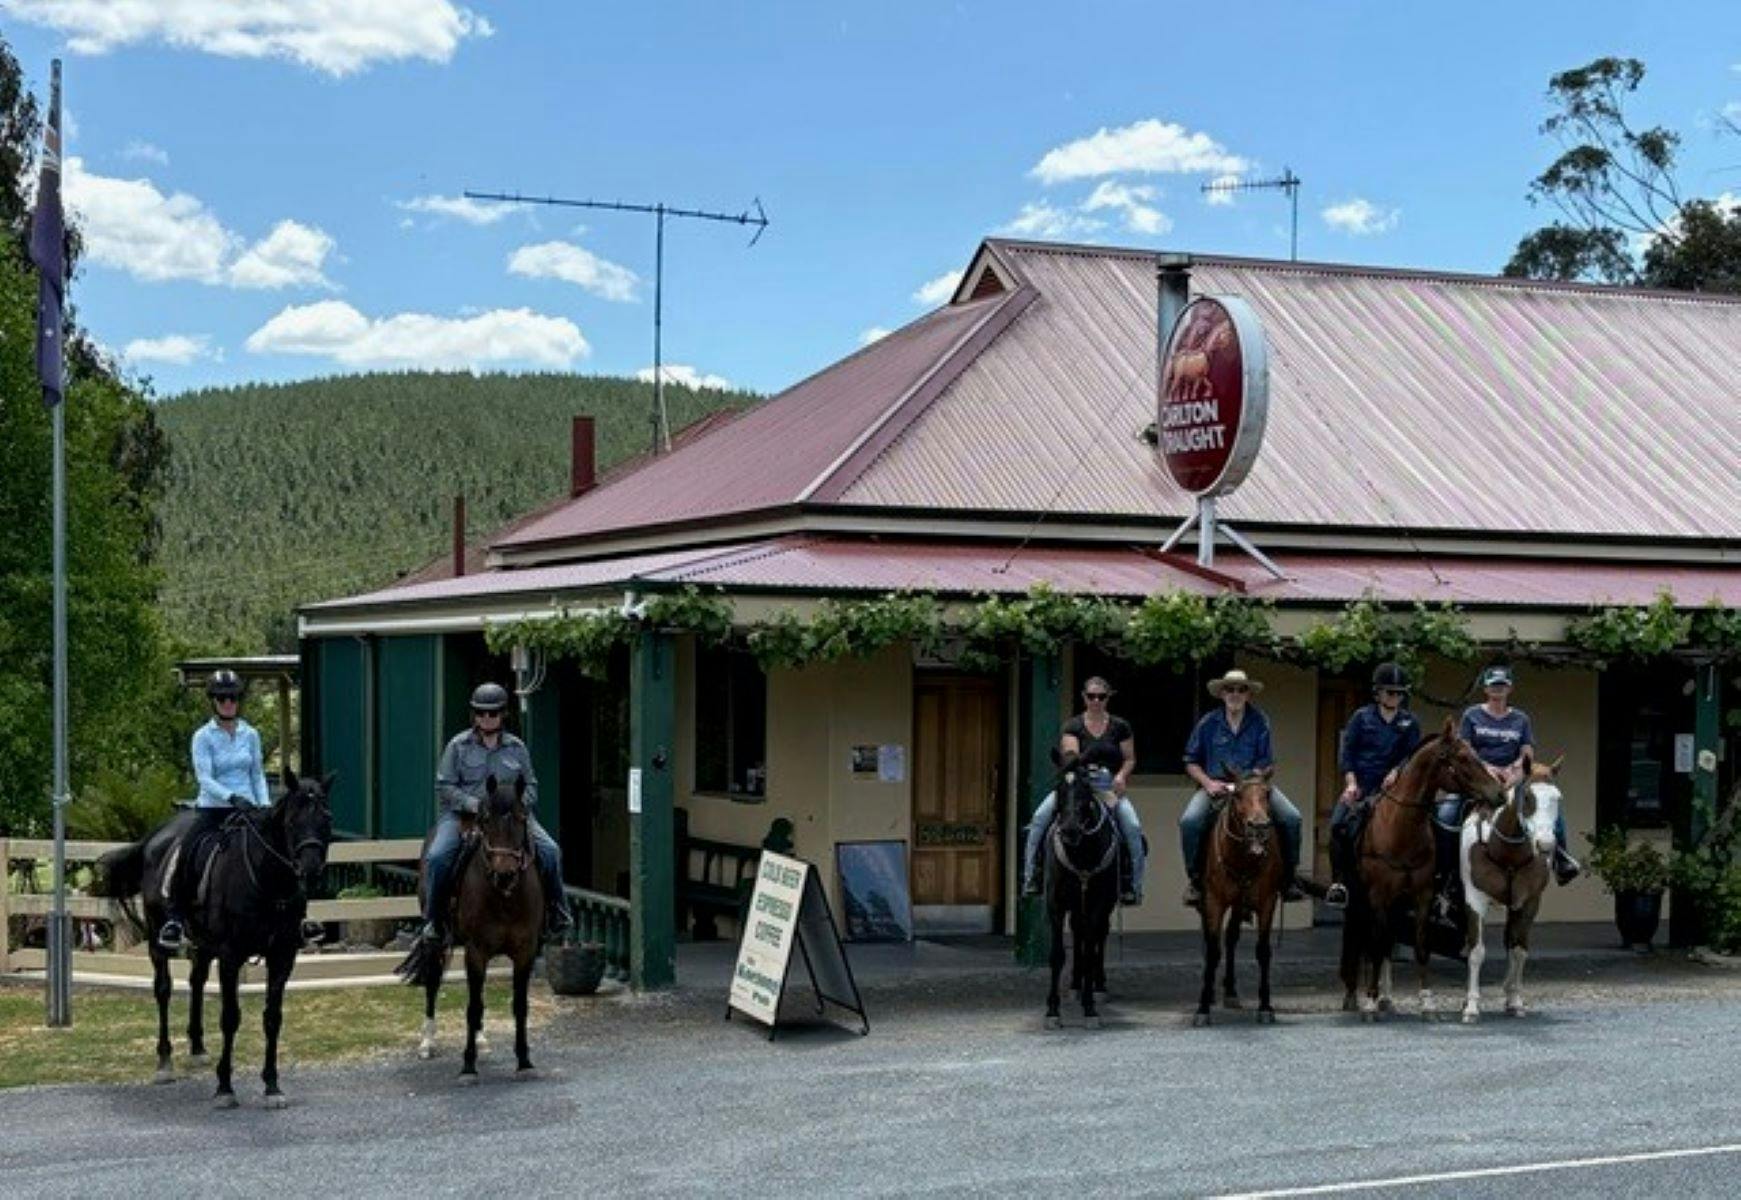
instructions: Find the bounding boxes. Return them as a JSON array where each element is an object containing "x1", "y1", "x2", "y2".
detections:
[
  {"x1": 1049, "y1": 770, "x2": 1117, "y2": 885},
  {"x1": 237, "y1": 794, "x2": 330, "y2": 903},
  {"x1": 478, "y1": 815, "x2": 533, "y2": 896}
]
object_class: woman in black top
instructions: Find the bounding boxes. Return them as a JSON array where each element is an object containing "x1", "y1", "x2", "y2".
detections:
[{"x1": 1021, "y1": 677, "x2": 1146, "y2": 904}]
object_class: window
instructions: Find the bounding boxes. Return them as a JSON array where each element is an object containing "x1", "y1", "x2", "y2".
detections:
[
  {"x1": 1072, "y1": 647, "x2": 1232, "y2": 776},
  {"x1": 695, "y1": 645, "x2": 768, "y2": 798}
]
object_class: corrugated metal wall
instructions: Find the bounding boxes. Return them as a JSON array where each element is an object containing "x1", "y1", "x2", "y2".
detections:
[
  {"x1": 376, "y1": 635, "x2": 439, "y2": 839},
  {"x1": 312, "y1": 637, "x2": 369, "y2": 834}
]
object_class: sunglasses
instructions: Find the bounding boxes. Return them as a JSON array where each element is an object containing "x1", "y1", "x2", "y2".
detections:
[
  {"x1": 473, "y1": 709, "x2": 504, "y2": 719},
  {"x1": 214, "y1": 695, "x2": 240, "y2": 704},
  {"x1": 1222, "y1": 685, "x2": 1249, "y2": 694},
  {"x1": 1083, "y1": 692, "x2": 1109, "y2": 701},
  {"x1": 1379, "y1": 688, "x2": 1405, "y2": 697}
]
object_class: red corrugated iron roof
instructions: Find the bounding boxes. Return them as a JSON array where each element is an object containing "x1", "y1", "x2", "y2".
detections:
[{"x1": 308, "y1": 534, "x2": 1741, "y2": 614}]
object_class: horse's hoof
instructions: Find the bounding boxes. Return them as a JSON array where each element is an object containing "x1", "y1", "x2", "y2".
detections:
[
  {"x1": 1223, "y1": 996, "x2": 1243, "y2": 1010},
  {"x1": 1462, "y1": 1010, "x2": 1480, "y2": 1025},
  {"x1": 1377, "y1": 997, "x2": 1395, "y2": 1014},
  {"x1": 1360, "y1": 1009, "x2": 1378, "y2": 1024},
  {"x1": 1421, "y1": 1008, "x2": 1438, "y2": 1023},
  {"x1": 417, "y1": 1043, "x2": 436, "y2": 1061},
  {"x1": 1192, "y1": 1012, "x2": 1211, "y2": 1028},
  {"x1": 1341, "y1": 994, "x2": 1358, "y2": 1013},
  {"x1": 211, "y1": 1092, "x2": 239, "y2": 1110},
  {"x1": 262, "y1": 1093, "x2": 288, "y2": 1111},
  {"x1": 457, "y1": 1072, "x2": 480, "y2": 1087},
  {"x1": 1257, "y1": 1009, "x2": 1276, "y2": 1025},
  {"x1": 1506, "y1": 1005, "x2": 1527, "y2": 1019},
  {"x1": 152, "y1": 1065, "x2": 174, "y2": 1086},
  {"x1": 186, "y1": 1053, "x2": 208, "y2": 1068},
  {"x1": 515, "y1": 1067, "x2": 539, "y2": 1081},
  {"x1": 474, "y1": 1034, "x2": 490, "y2": 1056},
  {"x1": 1043, "y1": 1015, "x2": 1062, "y2": 1031},
  {"x1": 1084, "y1": 1015, "x2": 1102, "y2": 1031}
]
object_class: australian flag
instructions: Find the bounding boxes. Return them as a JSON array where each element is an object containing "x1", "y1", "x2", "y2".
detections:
[{"x1": 28, "y1": 61, "x2": 64, "y2": 408}]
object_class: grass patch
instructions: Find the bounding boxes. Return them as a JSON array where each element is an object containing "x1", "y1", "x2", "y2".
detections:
[{"x1": 0, "y1": 980, "x2": 551, "y2": 1089}]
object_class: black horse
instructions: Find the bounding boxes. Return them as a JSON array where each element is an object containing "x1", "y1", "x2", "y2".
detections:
[
  {"x1": 94, "y1": 770, "x2": 334, "y2": 1108},
  {"x1": 1042, "y1": 752, "x2": 1119, "y2": 1030}
]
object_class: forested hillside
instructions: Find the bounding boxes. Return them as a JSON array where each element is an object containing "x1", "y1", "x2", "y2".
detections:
[{"x1": 156, "y1": 371, "x2": 756, "y2": 653}]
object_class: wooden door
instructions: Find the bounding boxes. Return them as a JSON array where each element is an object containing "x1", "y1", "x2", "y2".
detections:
[
  {"x1": 911, "y1": 676, "x2": 1004, "y2": 931},
  {"x1": 1314, "y1": 679, "x2": 1365, "y2": 920}
]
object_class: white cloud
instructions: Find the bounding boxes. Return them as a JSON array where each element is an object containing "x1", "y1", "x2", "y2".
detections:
[
  {"x1": 4, "y1": 0, "x2": 490, "y2": 76},
  {"x1": 246, "y1": 301, "x2": 587, "y2": 369},
  {"x1": 1723, "y1": 101, "x2": 1741, "y2": 124},
  {"x1": 1203, "y1": 173, "x2": 1242, "y2": 206},
  {"x1": 122, "y1": 333, "x2": 213, "y2": 365},
  {"x1": 1081, "y1": 181, "x2": 1171, "y2": 235},
  {"x1": 65, "y1": 157, "x2": 336, "y2": 287},
  {"x1": 858, "y1": 326, "x2": 891, "y2": 346},
  {"x1": 999, "y1": 201, "x2": 1105, "y2": 240},
  {"x1": 1031, "y1": 118, "x2": 1249, "y2": 184},
  {"x1": 1322, "y1": 197, "x2": 1400, "y2": 236},
  {"x1": 635, "y1": 364, "x2": 733, "y2": 391},
  {"x1": 912, "y1": 269, "x2": 964, "y2": 306},
  {"x1": 122, "y1": 139, "x2": 169, "y2": 166},
  {"x1": 507, "y1": 241, "x2": 639, "y2": 302},
  {"x1": 227, "y1": 220, "x2": 336, "y2": 289},
  {"x1": 398, "y1": 194, "x2": 524, "y2": 225}
]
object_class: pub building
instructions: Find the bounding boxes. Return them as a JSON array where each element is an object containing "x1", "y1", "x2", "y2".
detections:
[{"x1": 299, "y1": 238, "x2": 1741, "y2": 987}]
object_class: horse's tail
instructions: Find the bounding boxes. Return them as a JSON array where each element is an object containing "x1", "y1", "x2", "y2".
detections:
[
  {"x1": 394, "y1": 936, "x2": 451, "y2": 989},
  {"x1": 90, "y1": 841, "x2": 146, "y2": 899}
]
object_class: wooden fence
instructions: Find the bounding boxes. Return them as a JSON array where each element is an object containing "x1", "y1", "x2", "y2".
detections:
[{"x1": 1, "y1": 836, "x2": 631, "y2": 986}]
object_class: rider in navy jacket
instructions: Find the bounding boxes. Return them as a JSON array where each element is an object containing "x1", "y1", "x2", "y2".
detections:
[{"x1": 1324, "y1": 663, "x2": 1421, "y2": 908}]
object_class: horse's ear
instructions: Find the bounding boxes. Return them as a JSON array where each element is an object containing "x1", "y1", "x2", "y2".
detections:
[
  {"x1": 320, "y1": 771, "x2": 338, "y2": 794},
  {"x1": 1548, "y1": 754, "x2": 1564, "y2": 777},
  {"x1": 282, "y1": 767, "x2": 300, "y2": 794},
  {"x1": 1440, "y1": 715, "x2": 1458, "y2": 739},
  {"x1": 1519, "y1": 750, "x2": 1534, "y2": 777},
  {"x1": 1049, "y1": 747, "x2": 1062, "y2": 767},
  {"x1": 1221, "y1": 766, "x2": 1240, "y2": 783},
  {"x1": 1257, "y1": 766, "x2": 1275, "y2": 782}
]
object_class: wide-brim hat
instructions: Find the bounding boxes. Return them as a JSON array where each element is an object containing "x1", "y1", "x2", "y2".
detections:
[{"x1": 1207, "y1": 668, "x2": 1264, "y2": 698}]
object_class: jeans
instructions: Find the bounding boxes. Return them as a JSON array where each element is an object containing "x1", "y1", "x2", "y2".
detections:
[
  {"x1": 1023, "y1": 769, "x2": 1146, "y2": 897},
  {"x1": 1180, "y1": 786, "x2": 1301, "y2": 879},
  {"x1": 424, "y1": 808, "x2": 566, "y2": 922}
]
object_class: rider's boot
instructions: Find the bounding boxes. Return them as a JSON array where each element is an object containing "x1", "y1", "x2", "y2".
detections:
[
  {"x1": 1021, "y1": 869, "x2": 1043, "y2": 898},
  {"x1": 1182, "y1": 876, "x2": 1204, "y2": 909},
  {"x1": 418, "y1": 876, "x2": 451, "y2": 946},
  {"x1": 545, "y1": 892, "x2": 574, "y2": 939},
  {"x1": 1552, "y1": 846, "x2": 1582, "y2": 886}
]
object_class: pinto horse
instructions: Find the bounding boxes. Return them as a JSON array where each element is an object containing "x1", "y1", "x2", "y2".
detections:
[
  {"x1": 1042, "y1": 753, "x2": 1119, "y2": 1030},
  {"x1": 1342, "y1": 719, "x2": 1499, "y2": 1021},
  {"x1": 93, "y1": 771, "x2": 335, "y2": 1108},
  {"x1": 1194, "y1": 769, "x2": 1285, "y2": 1026},
  {"x1": 1459, "y1": 754, "x2": 1562, "y2": 1023},
  {"x1": 399, "y1": 774, "x2": 544, "y2": 1082}
]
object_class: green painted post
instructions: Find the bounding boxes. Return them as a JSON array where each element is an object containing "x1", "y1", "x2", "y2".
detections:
[
  {"x1": 1016, "y1": 649, "x2": 1063, "y2": 967},
  {"x1": 630, "y1": 629, "x2": 677, "y2": 990},
  {"x1": 1692, "y1": 661, "x2": 1721, "y2": 849},
  {"x1": 526, "y1": 680, "x2": 562, "y2": 843}
]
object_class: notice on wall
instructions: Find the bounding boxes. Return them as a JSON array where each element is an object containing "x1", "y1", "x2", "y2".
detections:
[
  {"x1": 877, "y1": 744, "x2": 905, "y2": 783},
  {"x1": 850, "y1": 745, "x2": 879, "y2": 777},
  {"x1": 627, "y1": 767, "x2": 643, "y2": 814},
  {"x1": 727, "y1": 851, "x2": 869, "y2": 1038},
  {"x1": 1674, "y1": 734, "x2": 1695, "y2": 775}
]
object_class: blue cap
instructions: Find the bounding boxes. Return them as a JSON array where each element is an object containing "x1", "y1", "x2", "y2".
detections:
[{"x1": 1480, "y1": 666, "x2": 1513, "y2": 689}]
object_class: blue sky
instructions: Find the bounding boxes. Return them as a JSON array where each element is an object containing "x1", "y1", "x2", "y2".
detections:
[{"x1": 4, "y1": 1, "x2": 1739, "y2": 397}]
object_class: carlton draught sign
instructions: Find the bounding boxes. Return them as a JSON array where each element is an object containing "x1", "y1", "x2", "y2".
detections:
[{"x1": 1158, "y1": 296, "x2": 1269, "y2": 497}]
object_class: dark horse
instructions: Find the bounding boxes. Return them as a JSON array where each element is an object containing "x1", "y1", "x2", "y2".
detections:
[
  {"x1": 1341, "y1": 719, "x2": 1499, "y2": 1021},
  {"x1": 93, "y1": 771, "x2": 334, "y2": 1108},
  {"x1": 1194, "y1": 769, "x2": 1285, "y2": 1027},
  {"x1": 398, "y1": 774, "x2": 544, "y2": 1082},
  {"x1": 1042, "y1": 752, "x2": 1119, "y2": 1030}
]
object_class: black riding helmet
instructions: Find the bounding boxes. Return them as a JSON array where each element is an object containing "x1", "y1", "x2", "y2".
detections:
[
  {"x1": 206, "y1": 668, "x2": 244, "y2": 702},
  {"x1": 1371, "y1": 662, "x2": 1410, "y2": 693},
  {"x1": 469, "y1": 682, "x2": 511, "y2": 714}
]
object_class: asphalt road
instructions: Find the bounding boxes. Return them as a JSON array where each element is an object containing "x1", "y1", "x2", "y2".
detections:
[{"x1": 4, "y1": 959, "x2": 1740, "y2": 1198}]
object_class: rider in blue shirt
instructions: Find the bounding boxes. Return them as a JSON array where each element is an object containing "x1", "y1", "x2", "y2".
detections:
[
  {"x1": 1179, "y1": 670, "x2": 1304, "y2": 907},
  {"x1": 1451, "y1": 665, "x2": 1579, "y2": 885},
  {"x1": 1324, "y1": 663, "x2": 1422, "y2": 909}
]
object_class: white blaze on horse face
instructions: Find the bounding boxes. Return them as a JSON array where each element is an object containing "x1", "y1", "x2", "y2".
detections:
[{"x1": 1526, "y1": 784, "x2": 1561, "y2": 855}]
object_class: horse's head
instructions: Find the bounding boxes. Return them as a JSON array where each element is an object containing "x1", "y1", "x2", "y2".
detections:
[
  {"x1": 1050, "y1": 749, "x2": 1102, "y2": 846},
  {"x1": 1512, "y1": 753, "x2": 1564, "y2": 856},
  {"x1": 1425, "y1": 716, "x2": 1504, "y2": 806},
  {"x1": 478, "y1": 774, "x2": 532, "y2": 896},
  {"x1": 1224, "y1": 767, "x2": 1275, "y2": 854},
  {"x1": 276, "y1": 768, "x2": 336, "y2": 892}
]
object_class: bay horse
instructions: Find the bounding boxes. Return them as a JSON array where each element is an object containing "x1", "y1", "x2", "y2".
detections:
[
  {"x1": 93, "y1": 771, "x2": 335, "y2": 1108},
  {"x1": 398, "y1": 774, "x2": 544, "y2": 1082},
  {"x1": 1459, "y1": 754, "x2": 1562, "y2": 1023},
  {"x1": 1194, "y1": 769, "x2": 1284, "y2": 1026},
  {"x1": 1042, "y1": 753, "x2": 1119, "y2": 1030},
  {"x1": 1341, "y1": 718, "x2": 1500, "y2": 1021}
]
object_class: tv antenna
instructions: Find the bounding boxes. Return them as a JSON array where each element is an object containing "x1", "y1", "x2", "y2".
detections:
[
  {"x1": 465, "y1": 190, "x2": 770, "y2": 455},
  {"x1": 1201, "y1": 168, "x2": 1301, "y2": 261}
]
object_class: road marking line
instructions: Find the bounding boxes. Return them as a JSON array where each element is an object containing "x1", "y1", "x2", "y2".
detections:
[{"x1": 1211, "y1": 1142, "x2": 1741, "y2": 1198}]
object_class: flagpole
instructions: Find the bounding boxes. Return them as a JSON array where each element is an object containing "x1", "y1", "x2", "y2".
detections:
[{"x1": 44, "y1": 58, "x2": 71, "y2": 1029}]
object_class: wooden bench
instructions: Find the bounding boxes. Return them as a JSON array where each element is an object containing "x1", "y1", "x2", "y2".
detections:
[{"x1": 675, "y1": 809, "x2": 786, "y2": 941}]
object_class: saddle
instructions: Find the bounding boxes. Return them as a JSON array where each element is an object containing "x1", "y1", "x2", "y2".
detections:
[{"x1": 161, "y1": 815, "x2": 245, "y2": 911}]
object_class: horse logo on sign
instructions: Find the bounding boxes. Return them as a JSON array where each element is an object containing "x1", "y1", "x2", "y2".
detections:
[{"x1": 1158, "y1": 296, "x2": 1270, "y2": 498}]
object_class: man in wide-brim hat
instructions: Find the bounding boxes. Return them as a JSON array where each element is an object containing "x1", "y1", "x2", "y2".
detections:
[{"x1": 1179, "y1": 669, "x2": 1305, "y2": 907}]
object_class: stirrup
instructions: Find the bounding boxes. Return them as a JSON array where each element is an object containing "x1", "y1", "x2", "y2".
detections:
[
  {"x1": 156, "y1": 920, "x2": 185, "y2": 952},
  {"x1": 1282, "y1": 877, "x2": 1306, "y2": 902},
  {"x1": 1021, "y1": 876, "x2": 1043, "y2": 898},
  {"x1": 418, "y1": 920, "x2": 446, "y2": 946},
  {"x1": 1182, "y1": 880, "x2": 1203, "y2": 909},
  {"x1": 1120, "y1": 890, "x2": 1142, "y2": 907},
  {"x1": 1553, "y1": 851, "x2": 1581, "y2": 886},
  {"x1": 1324, "y1": 882, "x2": 1349, "y2": 909}
]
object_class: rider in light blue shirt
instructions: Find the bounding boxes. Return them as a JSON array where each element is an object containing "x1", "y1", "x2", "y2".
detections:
[{"x1": 192, "y1": 716, "x2": 269, "y2": 808}]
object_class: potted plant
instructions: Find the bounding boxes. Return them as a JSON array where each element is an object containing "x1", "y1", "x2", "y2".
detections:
[
  {"x1": 1584, "y1": 828, "x2": 1669, "y2": 949},
  {"x1": 335, "y1": 882, "x2": 395, "y2": 948},
  {"x1": 544, "y1": 929, "x2": 608, "y2": 996}
]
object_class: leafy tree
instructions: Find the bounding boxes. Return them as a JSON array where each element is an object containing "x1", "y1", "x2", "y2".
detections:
[
  {"x1": 0, "y1": 37, "x2": 184, "y2": 834},
  {"x1": 1504, "y1": 57, "x2": 1741, "y2": 292}
]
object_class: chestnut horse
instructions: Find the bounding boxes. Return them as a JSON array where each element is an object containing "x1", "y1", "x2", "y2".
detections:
[
  {"x1": 1194, "y1": 769, "x2": 1285, "y2": 1027},
  {"x1": 1459, "y1": 754, "x2": 1562, "y2": 1022},
  {"x1": 1342, "y1": 719, "x2": 1500, "y2": 1021}
]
